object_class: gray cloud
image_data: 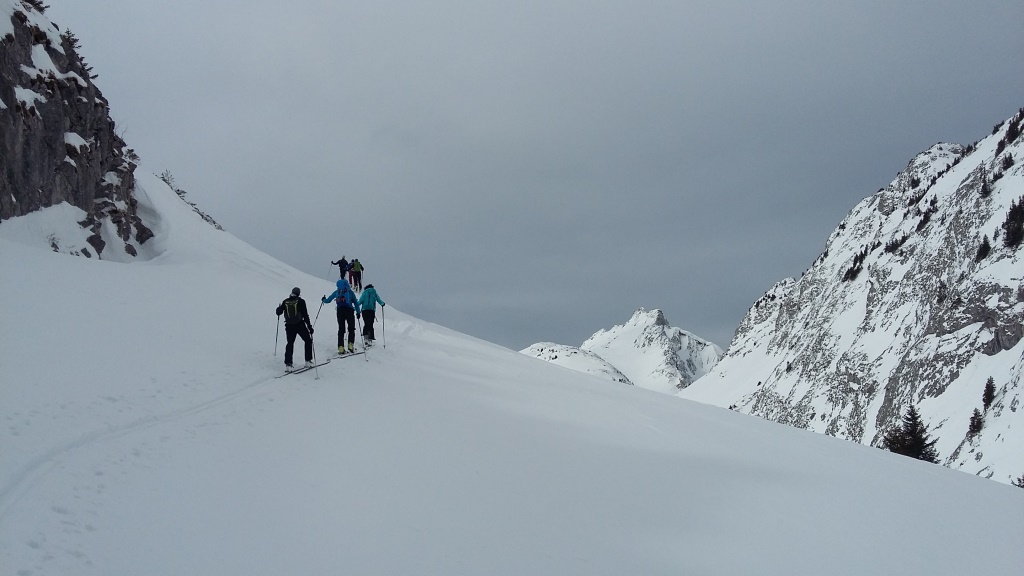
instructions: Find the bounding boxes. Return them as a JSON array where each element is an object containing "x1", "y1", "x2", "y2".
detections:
[{"x1": 46, "y1": 0, "x2": 1024, "y2": 349}]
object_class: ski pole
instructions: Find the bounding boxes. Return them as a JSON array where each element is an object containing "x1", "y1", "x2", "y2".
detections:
[
  {"x1": 355, "y1": 312, "x2": 368, "y2": 362},
  {"x1": 381, "y1": 305, "x2": 386, "y2": 349},
  {"x1": 311, "y1": 330, "x2": 320, "y2": 380},
  {"x1": 326, "y1": 263, "x2": 334, "y2": 282},
  {"x1": 274, "y1": 315, "x2": 280, "y2": 355},
  {"x1": 313, "y1": 298, "x2": 324, "y2": 328}
]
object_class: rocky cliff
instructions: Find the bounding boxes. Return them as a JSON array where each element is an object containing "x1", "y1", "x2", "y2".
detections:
[
  {"x1": 681, "y1": 108, "x2": 1024, "y2": 484},
  {"x1": 0, "y1": 1, "x2": 152, "y2": 257}
]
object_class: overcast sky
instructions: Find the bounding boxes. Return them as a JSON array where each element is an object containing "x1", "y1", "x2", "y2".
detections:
[{"x1": 45, "y1": 0, "x2": 1023, "y2": 351}]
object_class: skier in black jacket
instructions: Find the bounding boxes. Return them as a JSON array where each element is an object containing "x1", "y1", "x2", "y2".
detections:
[
  {"x1": 331, "y1": 256, "x2": 349, "y2": 279},
  {"x1": 276, "y1": 287, "x2": 314, "y2": 371}
]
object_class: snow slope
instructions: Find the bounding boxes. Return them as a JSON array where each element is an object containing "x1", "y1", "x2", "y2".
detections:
[
  {"x1": 1, "y1": 173, "x2": 1023, "y2": 575},
  {"x1": 521, "y1": 342, "x2": 634, "y2": 385}
]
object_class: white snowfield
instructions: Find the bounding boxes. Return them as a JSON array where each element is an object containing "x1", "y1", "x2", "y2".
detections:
[{"x1": 1, "y1": 173, "x2": 1022, "y2": 575}]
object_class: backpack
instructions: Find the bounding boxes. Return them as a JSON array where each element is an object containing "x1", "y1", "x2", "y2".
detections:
[{"x1": 282, "y1": 298, "x2": 302, "y2": 324}]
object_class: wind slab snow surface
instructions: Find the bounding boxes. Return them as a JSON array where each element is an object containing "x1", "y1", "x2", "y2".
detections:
[{"x1": 1, "y1": 173, "x2": 1023, "y2": 575}]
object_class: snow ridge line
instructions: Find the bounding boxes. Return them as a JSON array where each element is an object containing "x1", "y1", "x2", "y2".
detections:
[{"x1": 0, "y1": 372, "x2": 284, "y2": 520}]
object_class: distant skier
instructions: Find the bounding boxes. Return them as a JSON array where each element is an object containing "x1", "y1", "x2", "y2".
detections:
[
  {"x1": 331, "y1": 256, "x2": 349, "y2": 279},
  {"x1": 357, "y1": 284, "x2": 385, "y2": 346},
  {"x1": 348, "y1": 258, "x2": 364, "y2": 291},
  {"x1": 275, "y1": 287, "x2": 314, "y2": 371},
  {"x1": 323, "y1": 279, "x2": 359, "y2": 354}
]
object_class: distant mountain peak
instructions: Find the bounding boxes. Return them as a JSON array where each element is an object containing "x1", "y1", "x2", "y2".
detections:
[
  {"x1": 525, "y1": 308, "x2": 723, "y2": 394},
  {"x1": 626, "y1": 307, "x2": 669, "y2": 327}
]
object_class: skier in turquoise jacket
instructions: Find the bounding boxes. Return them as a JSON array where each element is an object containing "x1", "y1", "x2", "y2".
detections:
[
  {"x1": 357, "y1": 284, "x2": 385, "y2": 346},
  {"x1": 323, "y1": 279, "x2": 359, "y2": 354}
]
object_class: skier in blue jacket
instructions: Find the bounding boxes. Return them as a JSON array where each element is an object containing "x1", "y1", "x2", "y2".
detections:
[
  {"x1": 357, "y1": 284, "x2": 385, "y2": 346},
  {"x1": 322, "y1": 279, "x2": 359, "y2": 354}
]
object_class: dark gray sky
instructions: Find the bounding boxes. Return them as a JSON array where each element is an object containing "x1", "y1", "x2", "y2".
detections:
[{"x1": 46, "y1": 1, "x2": 1023, "y2": 350}]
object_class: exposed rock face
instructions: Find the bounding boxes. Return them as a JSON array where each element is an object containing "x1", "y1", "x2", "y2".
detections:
[
  {"x1": 681, "y1": 108, "x2": 1024, "y2": 484},
  {"x1": 0, "y1": 2, "x2": 152, "y2": 256}
]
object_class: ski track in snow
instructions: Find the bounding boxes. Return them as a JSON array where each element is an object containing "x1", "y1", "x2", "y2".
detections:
[{"x1": 0, "y1": 364, "x2": 332, "y2": 521}]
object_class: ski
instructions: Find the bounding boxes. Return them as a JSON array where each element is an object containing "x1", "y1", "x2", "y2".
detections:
[
  {"x1": 275, "y1": 358, "x2": 331, "y2": 378},
  {"x1": 334, "y1": 351, "x2": 366, "y2": 360}
]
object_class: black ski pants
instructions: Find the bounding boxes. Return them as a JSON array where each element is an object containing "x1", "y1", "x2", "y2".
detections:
[
  {"x1": 361, "y1": 309, "x2": 377, "y2": 341},
  {"x1": 284, "y1": 323, "x2": 312, "y2": 365},
  {"x1": 337, "y1": 307, "x2": 356, "y2": 347}
]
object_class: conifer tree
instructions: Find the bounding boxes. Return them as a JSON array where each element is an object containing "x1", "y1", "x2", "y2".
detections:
[
  {"x1": 881, "y1": 405, "x2": 940, "y2": 463},
  {"x1": 1002, "y1": 196, "x2": 1024, "y2": 248},
  {"x1": 968, "y1": 408, "x2": 984, "y2": 437},
  {"x1": 978, "y1": 375, "x2": 995, "y2": 409},
  {"x1": 982, "y1": 377, "x2": 996, "y2": 411},
  {"x1": 975, "y1": 235, "x2": 991, "y2": 262},
  {"x1": 979, "y1": 177, "x2": 992, "y2": 198}
]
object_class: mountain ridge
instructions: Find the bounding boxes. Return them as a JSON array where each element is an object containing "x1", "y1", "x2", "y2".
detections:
[{"x1": 681, "y1": 107, "x2": 1024, "y2": 484}]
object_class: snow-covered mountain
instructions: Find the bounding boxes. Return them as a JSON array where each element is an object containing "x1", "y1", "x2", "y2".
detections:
[
  {"x1": 682, "y1": 108, "x2": 1024, "y2": 485},
  {"x1": 523, "y1": 308, "x2": 724, "y2": 394},
  {"x1": 3, "y1": 152, "x2": 1023, "y2": 576},
  {"x1": 2, "y1": 6, "x2": 1024, "y2": 573},
  {"x1": 520, "y1": 342, "x2": 634, "y2": 385}
]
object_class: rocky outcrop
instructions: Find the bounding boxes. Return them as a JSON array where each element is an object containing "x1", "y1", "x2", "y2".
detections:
[
  {"x1": 681, "y1": 108, "x2": 1024, "y2": 484},
  {"x1": 0, "y1": 2, "x2": 152, "y2": 256}
]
